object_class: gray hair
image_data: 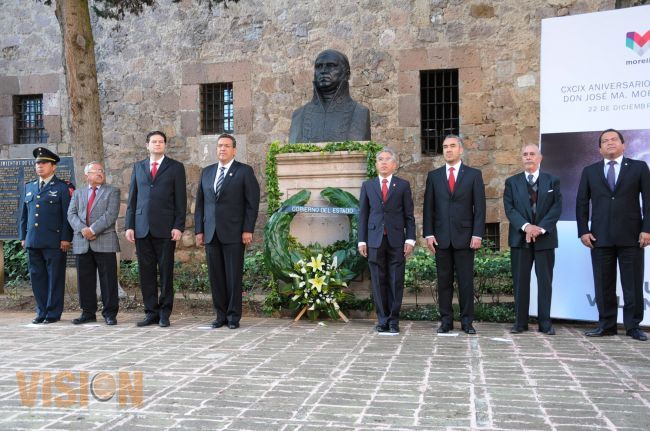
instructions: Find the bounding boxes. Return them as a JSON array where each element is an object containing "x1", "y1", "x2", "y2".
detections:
[
  {"x1": 84, "y1": 161, "x2": 102, "y2": 175},
  {"x1": 376, "y1": 147, "x2": 398, "y2": 164},
  {"x1": 444, "y1": 134, "x2": 464, "y2": 148},
  {"x1": 521, "y1": 143, "x2": 542, "y2": 156}
]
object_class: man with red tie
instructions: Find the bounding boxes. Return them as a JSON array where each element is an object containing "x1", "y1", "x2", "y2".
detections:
[
  {"x1": 125, "y1": 131, "x2": 187, "y2": 327},
  {"x1": 358, "y1": 147, "x2": 416, "y2": 333},
  {"x1": 67, "y1": 162, "x2": 120, "y2": 325},
  {"x1": 423, "y1": 135, "x2": 486, "y2": 334}
]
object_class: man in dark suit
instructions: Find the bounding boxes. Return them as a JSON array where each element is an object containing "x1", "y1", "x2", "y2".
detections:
[
  {"x1": 125, "y1": 131, "x2": 187, "y2": 328},
  {"x1": 19, "y1": 147, "x2": 73, "y2": 324},
  {"x1": 504, "y1": 144, "x2": 562, "y2": 335},
  {"x1": 67, "y1": 162, "x2": 120, "y2": 326},
  {"x1": 576, "y1": 128, "x2": 650, "y2": 341},
  {"x1": 358, "y1": 147, "x2": 416, "y2": 334},
  {"x1": 195, "y1": 133, "x2": 260, "y2": 329},
  {"x1": 423, "y1": 135, "x2": 486, "y2": 334}
]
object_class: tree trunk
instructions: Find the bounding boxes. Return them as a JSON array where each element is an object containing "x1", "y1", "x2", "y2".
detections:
[{"x1": 55, "y1": 0, "x2": 104, "y2": 186}]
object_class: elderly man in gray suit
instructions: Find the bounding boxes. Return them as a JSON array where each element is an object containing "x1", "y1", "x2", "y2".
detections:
[{"x1": 67, "y1": 161, "x2": 120, "y2": 325}]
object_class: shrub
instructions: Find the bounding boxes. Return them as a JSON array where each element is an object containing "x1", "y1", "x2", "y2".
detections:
[{"x1": 3, "y1": 240, "x2": 29, "y2": 282}]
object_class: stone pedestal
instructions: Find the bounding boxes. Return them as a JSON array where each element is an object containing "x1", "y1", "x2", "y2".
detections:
[
  {"x1": 276, "y1": 150, "x2": 367, "y2": 247},
  {"x1": 276, "y1": 149, "x2": 371, "y2": 298}
]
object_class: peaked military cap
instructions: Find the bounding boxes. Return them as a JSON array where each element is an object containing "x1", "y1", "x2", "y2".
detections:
[{"x1": 33, "y1": 147, "x2": 60, "y2": 164}]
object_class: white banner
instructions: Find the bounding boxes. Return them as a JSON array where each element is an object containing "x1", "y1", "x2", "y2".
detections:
[{"x1": 538, "y1": 6, "x2": 650, "y2": 324}]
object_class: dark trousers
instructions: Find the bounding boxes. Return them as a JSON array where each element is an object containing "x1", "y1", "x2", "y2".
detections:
[
  {"x1": 135, "y1": 235, "x2": 176, "y2": 319},
  {"x1": 511, "y1": 247, "x2": 555, "y2": 331},
  {"x1": 206, "y1": 237, "x2": 245, "y2": 324},
  {"x1": 591, "y1": 246, "x2": 644, "y2": 331},
  {"x1": 76, "y1": 250, "x2": 119, "y2": 318},
  {"x1": 435, "y1": 247, "x2": 475, "y2": 326},
  {"x1": 27, "y1": 248, "x2": 67, "y2": 320},
  {"x1": 368, "y1": 236, "x2": 405, "y2": 326}
]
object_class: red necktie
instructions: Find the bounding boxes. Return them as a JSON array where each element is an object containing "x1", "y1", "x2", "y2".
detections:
[
  {"x1": 448, "y1": 167, "x2": 456, "y2": 193},
  {"x1": 86, "y1": 187, "x2": 97, "y2": 226},
  {"x1": 151, "y1": 161, "x2": 158, "y2": 179},
  {"x1": 381, "y1": 178, "x2": 388, "y2": 202}
]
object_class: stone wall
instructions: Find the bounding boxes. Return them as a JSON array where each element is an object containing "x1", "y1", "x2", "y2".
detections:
[{"x1": 0, "y1": 0, "x2": 616, "y2": 258}]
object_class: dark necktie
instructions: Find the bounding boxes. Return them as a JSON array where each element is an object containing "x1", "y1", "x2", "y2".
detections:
[
  {"x1": 151, "y1": 161, "x2": 158, "y2": 179},
  {"x1": 215, "y1": 166, "x2": 226, "y2": 199},
  {"x1": 86, "y1": 187, "x2": 97, "y2": 226},
  {"x1": 528, "y1": 174, "x2": 538, "y2": 218},
  {"x1": 606, "y1": 160, "x2": 616, "y2": 191},
  {"x1": 448, "y1": 167, "x2": 456, "y2": 192},
  {"x1": 381, "y1": 178, "x2": 388, "y2": 203},
  {"x1": 39, "y1": 181, "x2": 44, "y2": 191}
]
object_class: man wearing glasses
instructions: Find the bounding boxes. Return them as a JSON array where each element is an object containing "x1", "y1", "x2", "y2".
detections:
[{"x1": 67, "y1": 162, "x2": 120, "y2": 325}]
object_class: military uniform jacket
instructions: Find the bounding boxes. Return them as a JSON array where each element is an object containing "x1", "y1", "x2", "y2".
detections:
[{"x1": 19, "y1": 175, "x2": 73, "y2": 249}]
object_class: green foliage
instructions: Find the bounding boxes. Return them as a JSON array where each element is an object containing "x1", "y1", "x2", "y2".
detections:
[
  {"x1": 119, "y1": 249, "x2": 272, "y2": 298},
  {"x1": 173, "y1": 260, "x2": 210, "y2": 296},
  {"x1": 262, "y1": 279, "x2": 290, "y2": 316},
  {"x1": 263, "y1": 189, "x2": 311, "y2": 282},
  {"x1": 474, "y1": 247, "x2": 513, "y2": 302},
  {"x1": 119, "y1": 260, "x2": 140, "y2": 288},
  {"x1": 400, "y1": 303, "x2": 515, "y2": 322},
  {"x1": 404, "y1": 249, "x2": 437, "y2": 306},
  {"x1": 3, "y1": 240, "x2": 29, "y2": 282},
  {"x1": 339, "y1": 295, "x2": 374, "y2": 313},
  {"x1": 265, "y1": 140, "x2": 383, "y2": 214}
]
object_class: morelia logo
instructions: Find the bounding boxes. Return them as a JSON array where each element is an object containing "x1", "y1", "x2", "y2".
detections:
[{"x1": 626, "y1": 31, "x2": 650, "y2": 56}]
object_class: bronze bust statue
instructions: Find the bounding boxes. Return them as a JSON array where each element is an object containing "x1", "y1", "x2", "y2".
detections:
[{"x1": 289, "y1": 49, "x2": 371, "y2": 143}]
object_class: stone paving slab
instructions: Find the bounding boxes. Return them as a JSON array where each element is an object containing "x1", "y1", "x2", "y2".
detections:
[{"x1": 0, "y1": 311, "x2": 649, "y2": 430}]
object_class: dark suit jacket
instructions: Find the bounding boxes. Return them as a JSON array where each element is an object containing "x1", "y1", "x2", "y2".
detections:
[
  {"x1": 504, "y1": 172, "x2": 562, "y2": 250},
  {"x1": 422, "y1": 163, "x2": 486, "y2": 248},
  {"x1": 194, "y1": 160, "x2": 260, "y2": 244},
  {"x1": 125, "y1": 157, "x2": 187, "y2": 239},
  {"x1": 576, "y1": 157, "x2": 650, "y2": 247},
  {"x1": 19, "y1": 175, "x2": 73, "y2": 248},
  {"x1": 358, "y1": 176, "x2": 416, "y2": 248}
]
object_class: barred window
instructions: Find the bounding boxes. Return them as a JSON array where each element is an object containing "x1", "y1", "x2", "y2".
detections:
[
  {"x1": 484, "y1": 222, "x2": 501, "y2": 251},
  {"x1": 201, "y1": 83, "x2": 234, "y2": 134},
  {"x1": 14, "y1": 95, "x2": 48, "y2": 145},
  {"x1": 420, "y1": 69, "x2": 459, "y2": 155}
]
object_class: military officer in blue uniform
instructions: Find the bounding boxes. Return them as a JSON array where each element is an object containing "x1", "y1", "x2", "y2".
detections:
[{"x1": 19, "y1": 147, "x2": 73, "y2": 324}]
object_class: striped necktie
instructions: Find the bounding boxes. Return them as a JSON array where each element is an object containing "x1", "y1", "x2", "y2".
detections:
[{"x1": 215, "y1": 166, "x2": 226, "y2": 199}]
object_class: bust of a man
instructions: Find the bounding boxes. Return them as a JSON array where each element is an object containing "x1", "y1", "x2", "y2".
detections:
[{"x1": 288, "y1": 49, "x2": 371, "y2": 143}]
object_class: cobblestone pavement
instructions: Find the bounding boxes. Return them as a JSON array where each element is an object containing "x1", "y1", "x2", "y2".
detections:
[{"x1": 1, "y1": 311, "x2": 649, "y2": 430}]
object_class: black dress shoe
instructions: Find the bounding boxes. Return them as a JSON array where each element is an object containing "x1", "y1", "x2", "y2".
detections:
[
  {"x1": 159, "y1": 317, "x2": 170, "y2": 327},
  {"x1": 43, "y1": 317, "x2": 60, "y2": 324},
  {"x1": 211, "y1": 320, "x2": 226, "y2": 328},
  {"x1": 32, "y1": 317, "x2": 45, "y2": 324},
  {"x1": 136, "y1": 315, "x2": 159, "y2": 327},
  {"x1": 539, "y1": 326, "x2": 555, "y2": 335},
  {"x1": 375, "y1": 324, "x2": 389, "y2": 333},
  {"x1": 626, "y1": 328, "x2": 648, "y2": 341},
  {"x1": 436, "y1": 324, "x2": 452, "y2": 334},
  {"x1": 228, "y1": 322, "x2": 240, "y2": 329},
  {"x1": 72, "y1": 314, "x2": 97, "y2": 325},
  {"x1": 584, "y1": 327, "x2": 617, "y2": 337},
  {"x1": 510, "y1": 326, "x2": 524, "y2": 334},
  {"x1": 462, "y1": 324, "x2": 477, "y2": 335},
  {"x1": 389, "y1": 325, "x2": 400, "y2": 334},
  {"x1": 105, "y1": 317, "x2": 117, "y2": 326}
]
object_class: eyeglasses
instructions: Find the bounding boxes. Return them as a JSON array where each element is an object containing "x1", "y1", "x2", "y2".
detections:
[{"x1": 88, "y1": 169, "x2": 105, "y2": 174}]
